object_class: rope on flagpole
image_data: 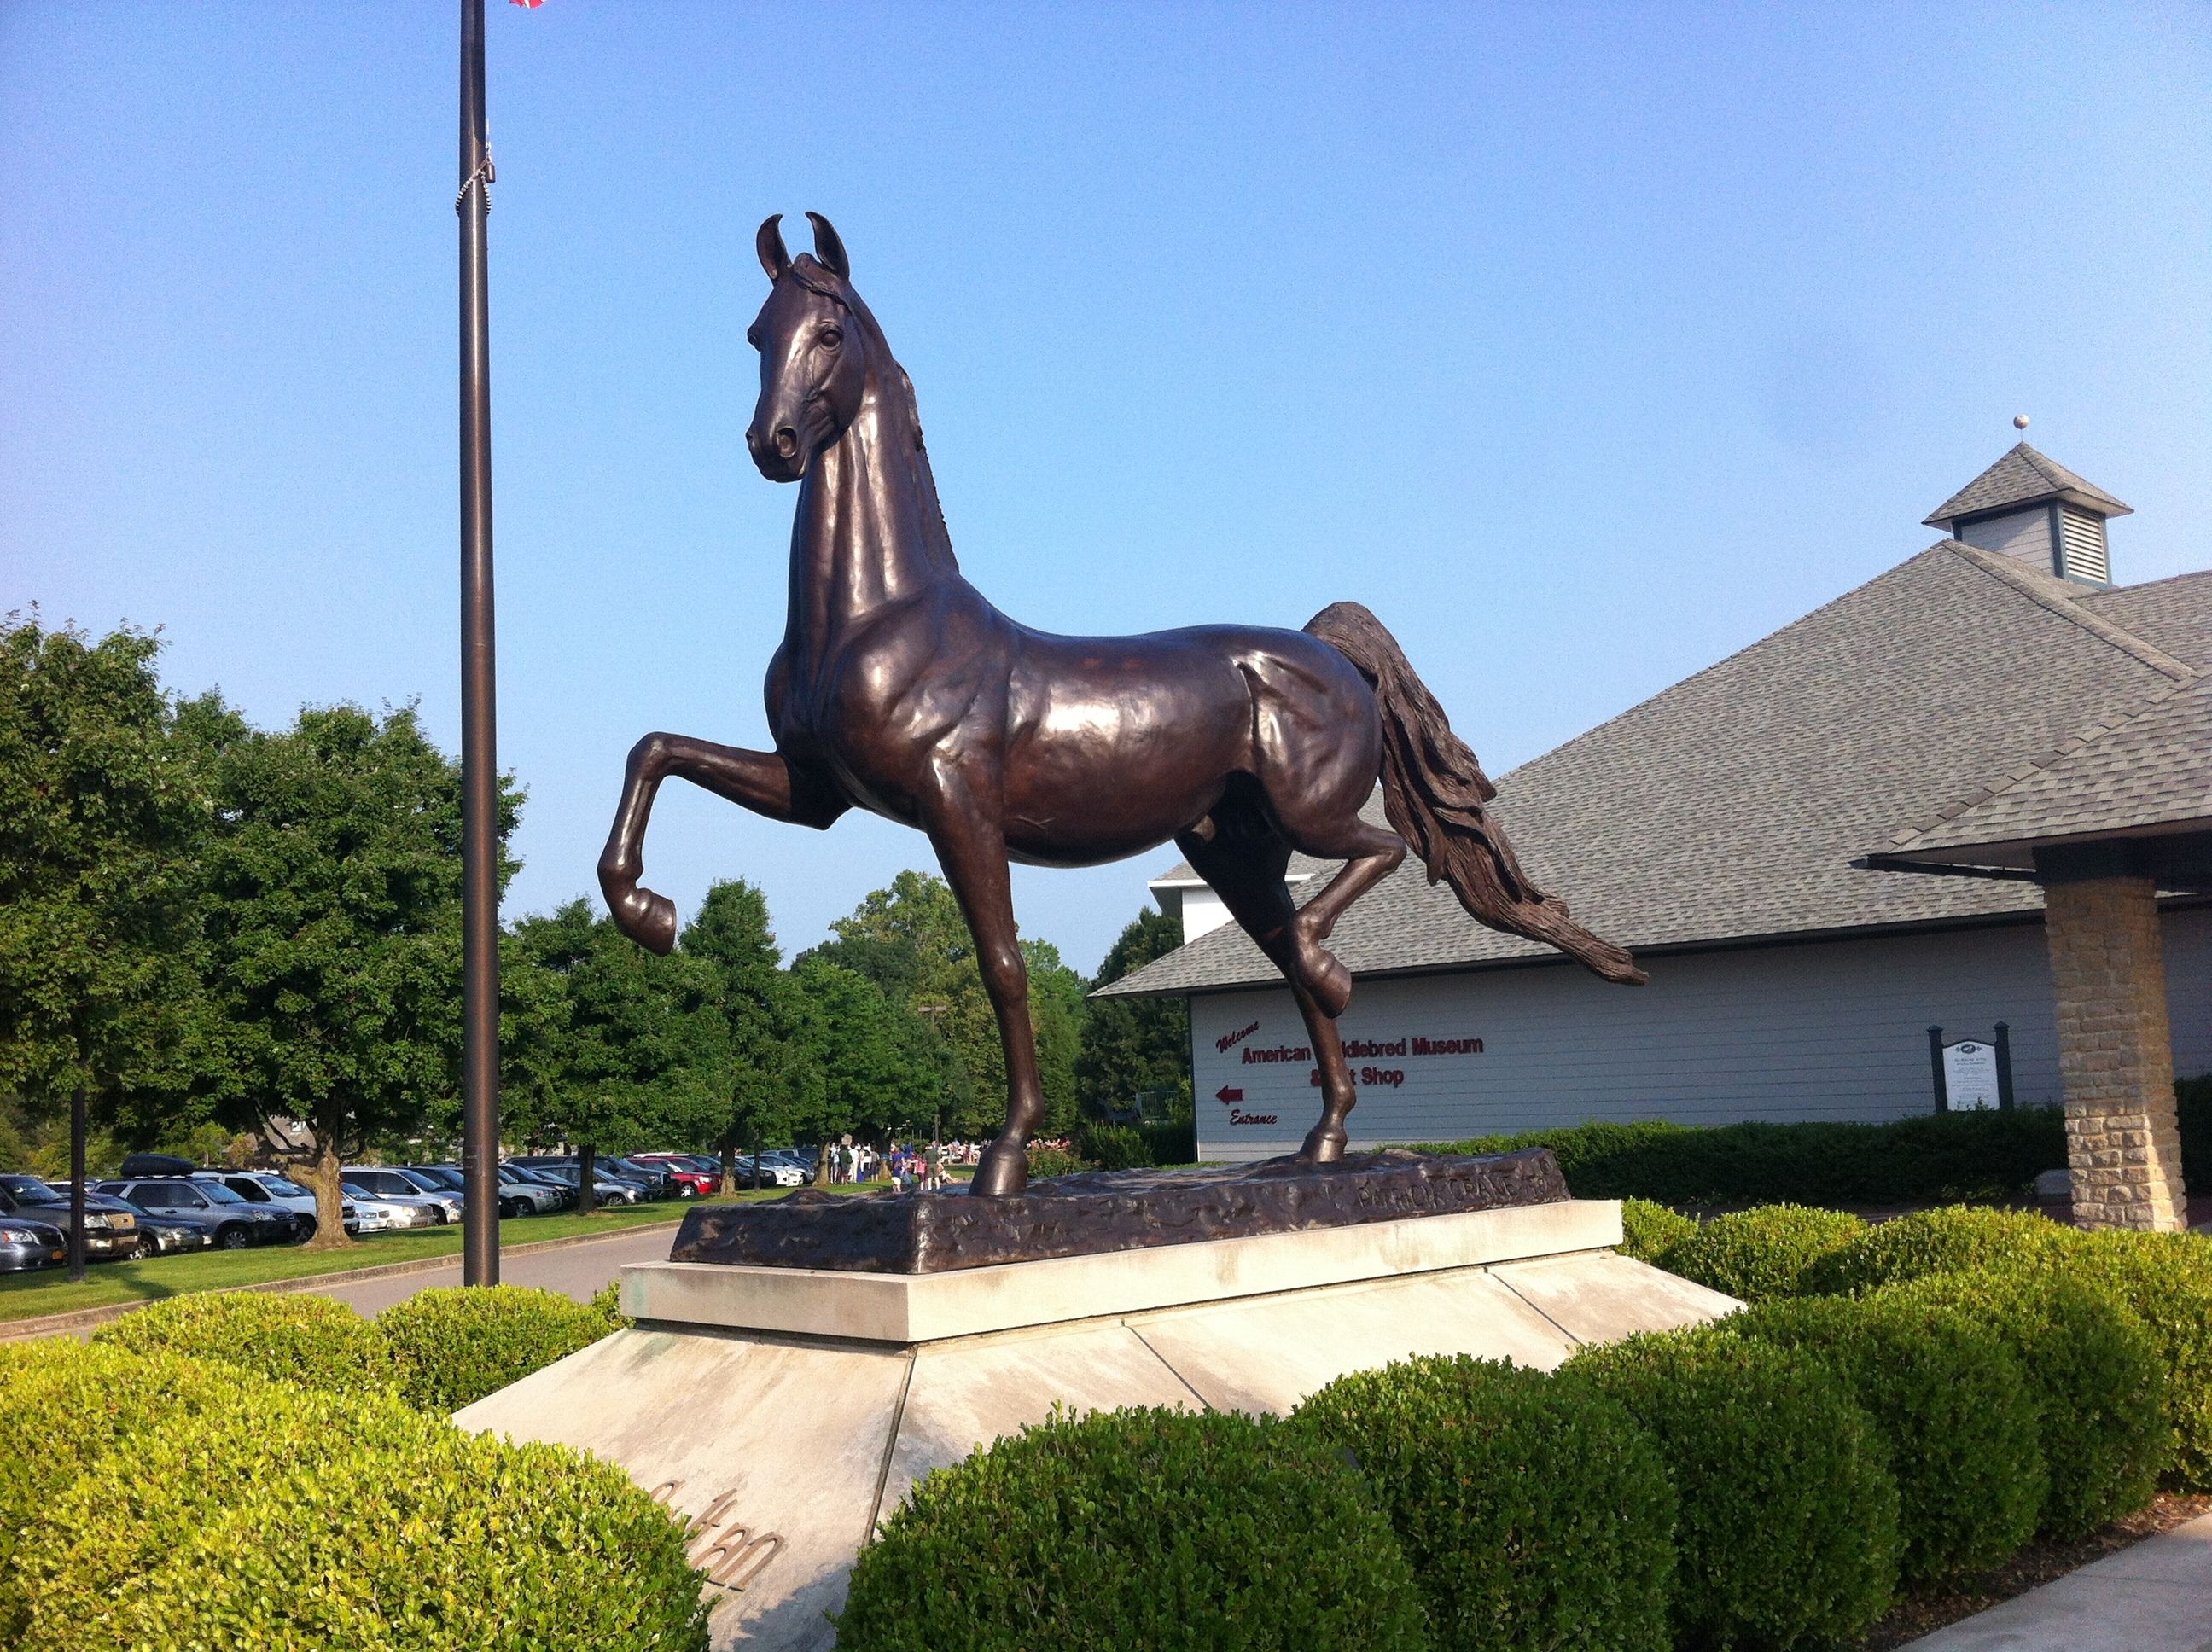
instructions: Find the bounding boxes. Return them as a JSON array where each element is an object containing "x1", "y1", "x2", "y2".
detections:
[{"x1": 456, "y1": 147, "x2": 496, "y2": 215}]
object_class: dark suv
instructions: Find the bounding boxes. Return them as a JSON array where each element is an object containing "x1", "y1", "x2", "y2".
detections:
[
  {"x1": 101, "y1": 1178, "x2": 302, "y2": 1248},
  {"x1": 0, "y1": 1174, "x2": 141, "y2": 1260}
]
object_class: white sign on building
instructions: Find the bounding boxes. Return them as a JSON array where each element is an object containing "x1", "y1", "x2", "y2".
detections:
[{"x1": 1941, "y1": 1038, "x2": 2002, "y2": 1110}]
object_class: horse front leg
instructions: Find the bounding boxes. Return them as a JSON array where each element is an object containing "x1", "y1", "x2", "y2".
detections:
[
  {"x1": 598, "y1": 733, "x2": 847, "y2": 954},
  {"x1": 923, "y1": 791, "x2": 1045, "y2": 1198}
]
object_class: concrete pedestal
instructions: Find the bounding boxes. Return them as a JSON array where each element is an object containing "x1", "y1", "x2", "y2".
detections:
[{"x1": 455, "y1": 1197, "x2": 1736, "y2": 1650}]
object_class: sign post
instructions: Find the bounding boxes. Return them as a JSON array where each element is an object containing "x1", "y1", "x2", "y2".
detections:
[{"x1": 458, "y1": 0, "x2": 500, "y2": 1285}]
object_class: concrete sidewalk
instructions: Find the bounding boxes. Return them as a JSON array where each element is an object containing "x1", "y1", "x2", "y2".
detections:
[{"x1": 1900, "y1": 1511, "x2": 2212, "y2": 1651}]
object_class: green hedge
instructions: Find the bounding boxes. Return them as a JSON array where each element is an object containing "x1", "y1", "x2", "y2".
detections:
[
  {"x1": 1294, "y1": 1356, "x2": 1674, "y2": 1652},
  {"x1": 1618, "y1": 1198, "x2": 1698, "y2": 1265},
  {"x1": 1074, "y1": 1117, "x2": 1198, "y2": 1170},
  {"x1": 380, "y1": 1284, "x2": 621, "y2": 1412},
  {"x1": 1801, "y1": 1206, "x2": 2080, "y2": 1297},
  {"x1": 1726, "y1": 1295, "x2": 2045, "y2": 1583},
  {"x1": 93, "y1": 1288, "x2": 396, "y2": 1394},
  {"x1": 1663, "y1": 1205, "x2": 1866, "y2": 1302},
  {"x1": 1416, "y1": 1109, "x2": 2065, "y2": 1205},
  {"x1": 1877, "y1": 1268, "x2": 2166, "y2": 1538},
  {"x1": 17, "y1": 1376, "x2": 709, "y2": 1652},
  {"x1": 0, "y1": 1343, "x2": 271, "y2": 1641},
  {"x1": 2048, "y1": 1232, "x2": 2212, "y2": 1492},
  {"x1": 1561, "y1": 1329, "x2": 1899, "y2": 1650},
  {"x1": 838, "y1": 1406, "x2": 1429, "y2": 1651}
]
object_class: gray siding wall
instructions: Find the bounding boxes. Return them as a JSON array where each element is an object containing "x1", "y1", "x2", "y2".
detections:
[
  {"x1": 1191, "y1": 907, "x2": 2211, "y2": 1162},
  {"x1": 1960, "y1": 506, "x2": 2055, "y2": 573}
]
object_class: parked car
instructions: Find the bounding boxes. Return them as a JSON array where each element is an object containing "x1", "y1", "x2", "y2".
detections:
[
  {"x1": 126, "y1": 1210, "x2": 216, "y2": 1257},
  {"x1": 341, "y1": 1182, "x2": 435, "y2": 1231},
  {"x1": 0, "y1": 1175, "x2": 142, "y2": 1260},
  {"x1": 509, "y1": 1155, "x2": 658, "y2": 1198},
  {"x1": 525, "y1": 1162, "x2": 641, "y2": 1205},
  {"x1": 191, "y1": 1171, "x2": 345, "y2": 1242},
  {"x1": 632, "y1": 1154, "x2": 723, "y2": 1196},
  {"x1": 727, "y1": 1154, "x2": 807, "y2": 1189},
  {"x1": 406, "y1": 1164, "x2": 533, "y2": 1219},
  {"x1": 341, "y1": 1168, "x2": 454, "y2": 1224},
  {"x1": 0, "y1": 1213, "x2": 67, "y2": 1273},
  {"x1": 498, "y1": 1164, "x2": 577, "y2": 1210},
  {"x1": 101, "y1": 1178, "x2": 302, "y2": 1248},
  {"x1": 387, "y1": 1167, "x2": 466, "y2": 1223},
  {"x1": 598, "y1": 1156, "x2": 680, "y2": 1200}
]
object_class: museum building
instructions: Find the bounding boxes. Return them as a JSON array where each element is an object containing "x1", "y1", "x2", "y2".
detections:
[{"x1": 1099, "y1": 443, "x2": 2212, "y2": 1218}]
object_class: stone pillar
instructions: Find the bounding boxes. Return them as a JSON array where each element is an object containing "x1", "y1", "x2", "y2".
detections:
[{"x1": 2041, "y1": 875, "x2": 2186, "y2": 1231}]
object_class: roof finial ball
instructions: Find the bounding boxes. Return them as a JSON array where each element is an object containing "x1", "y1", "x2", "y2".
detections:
[{"x1": 2014, "y1": 414, "x2": 2030, "y2": 430}]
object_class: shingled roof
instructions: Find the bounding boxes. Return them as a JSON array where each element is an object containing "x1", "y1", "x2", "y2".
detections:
[
  {"x1": 1924, "y1": 443, "x2": 2132, "y2": 527},
  {"x1": 1100, "y1": 544, "x2": 2205, "y2": 999},
  {"x1": 1880, "y1": 673, "x2": 2212, "y2": 862}
]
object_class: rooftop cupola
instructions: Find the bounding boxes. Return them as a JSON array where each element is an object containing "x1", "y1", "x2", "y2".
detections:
[{"x1": 1924, "y1": 441, "x2": 2131, "y2": 587}]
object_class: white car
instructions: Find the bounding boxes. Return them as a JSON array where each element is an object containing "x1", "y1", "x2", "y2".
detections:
[
  {"x1": 342, "y1": 1167, "x2": 455, "y2": 1224},
  {"x1": 498, "y1": 1171, "x2": 561, "y2": 1213},
  {"x1": 341, "y1": 1180, "x2": 437, "y2": 1230},
  {"x1": 194, "y1": 1171, "x2": 355, "y2": 1239}
]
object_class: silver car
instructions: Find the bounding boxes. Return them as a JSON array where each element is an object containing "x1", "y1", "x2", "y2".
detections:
[{"x1": 341, "y1": 1169, "x2": 449, "y2": 1225}]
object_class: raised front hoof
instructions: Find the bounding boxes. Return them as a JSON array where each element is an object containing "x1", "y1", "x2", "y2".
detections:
[
  {"x1": 607, "y1": 884, "x2": 678, "y2": 956},
  {"x1": 1295, "y1": 1125, "x2": 1348, "y2": 1166},
  {"x1": 967, "y1": 1140, "x2": 1030, "y2": 1197}
]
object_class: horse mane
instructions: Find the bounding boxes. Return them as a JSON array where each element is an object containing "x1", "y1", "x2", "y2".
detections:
[{"x1": 784, "y1": 256, "x2": 958, "y2": 573}]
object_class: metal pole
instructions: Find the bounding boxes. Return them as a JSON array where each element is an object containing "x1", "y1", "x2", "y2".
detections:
[
  {"x1": 459, "y1": 0, "x2": 500, "y2": 1285},
  {"x1": 67, "y1": 1085, "x2": 86, "y2": 1283}
]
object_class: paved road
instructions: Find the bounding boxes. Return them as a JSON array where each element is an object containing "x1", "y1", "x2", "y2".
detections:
[{"x1": 307, "y1": 1224, "x2": 678, "y2": 1318}]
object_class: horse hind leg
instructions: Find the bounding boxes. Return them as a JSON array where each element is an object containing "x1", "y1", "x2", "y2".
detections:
[
  {"x1": 1276, "y1": 818, "x2": 1405, "y2": 1018},
  {"x1": 1174, "y1": 817, "x2": 1361, "y2": 1165}
]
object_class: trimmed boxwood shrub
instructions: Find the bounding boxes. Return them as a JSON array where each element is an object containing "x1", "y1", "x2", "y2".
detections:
[
  {"x1": 1619, "y1": 1197, "x2": 1697, "y2": 1265},
  {"x1": 0, "y1": 1342, "x2": 271, "y2": 1641},
  {"x1": 1800, "y1": 1205, "x2": 2078, "y2": 1297},
  {"x1": 1292, "y1": 1356, "x2": 1674, "y2": 1652},
  {"x1": 837, "y1": 1405, "x2": 1429, "y2": 1651},
  {"x1": 1726, "y1": 1294, "x2": 2045, "y2": 1583},
  {"x1": 19, "y1": 1382, "x2": 709, "y2": 1652},
  {"x1": 2049, "y1": 1231, "x2": 2212, "y2": 1492},
  {"x1": 1560, "y1": 1328, "x2": 1900, "y2": 1650},
  {"x1": 1414, "y1": 1108, "x2": 2064, "y2": 1206},
  {"x1": 1877, "y1": 1268, "x2": 2167, "y2": 1537},
  {"x1": 381, "y1": 1283, "x2": 622, "y2": 1412},
  {"x1": 1663, "y1": 1204, "x2": 1866, "y2": 1302},
  {"x1": 1026, "y1": 1143, "x2": 1089, "y2": 1179},
  {"x1": 92, "y1": 1288, "x2": 394, "y2": 1393}
]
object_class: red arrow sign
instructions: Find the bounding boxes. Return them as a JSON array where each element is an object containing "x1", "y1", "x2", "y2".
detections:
[{"x1": 1214, "y1": 1086, "x2": 1243, "y2": 1103}]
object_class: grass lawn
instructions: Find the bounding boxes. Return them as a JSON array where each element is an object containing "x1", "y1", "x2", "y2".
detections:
[{"x1": 0, "y1": 1190, "x2": 798, "y2": 1324}]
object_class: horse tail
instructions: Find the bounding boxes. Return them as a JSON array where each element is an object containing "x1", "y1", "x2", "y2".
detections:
[{"x1": 1303, "y1": 601, "x2": 1647, "y2": 986}]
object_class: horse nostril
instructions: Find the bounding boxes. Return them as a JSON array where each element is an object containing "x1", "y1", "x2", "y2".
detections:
[{"x1": 773, "y1": 427, "x2": 800, "y2": 460}]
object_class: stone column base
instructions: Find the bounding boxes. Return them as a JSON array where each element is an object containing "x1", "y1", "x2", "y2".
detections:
[{"x1": 2043, "y1": 875, "x2": 2186, "y2": 1232}]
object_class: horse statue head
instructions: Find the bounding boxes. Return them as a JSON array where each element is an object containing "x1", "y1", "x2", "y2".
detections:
[{"x1": 744, "y1": 212, "x2": 881, "y2": 483}]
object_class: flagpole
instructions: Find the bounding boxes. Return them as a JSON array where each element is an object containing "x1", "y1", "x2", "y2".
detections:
[{"x1": 458, "y1": 0, "x2": 501, "y2": 1287}]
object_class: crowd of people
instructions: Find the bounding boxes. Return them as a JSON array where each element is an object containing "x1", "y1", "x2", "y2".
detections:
[{"x1": 818, "y1": 1136, "x2": 1078, "y2": 1191}]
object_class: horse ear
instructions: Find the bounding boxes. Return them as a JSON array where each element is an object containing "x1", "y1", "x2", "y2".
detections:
[
  {"x1": 806, "y1": 212, "x2": 850, "y2": 279},
  {"x1": 755, "y1": 214, "x2": 790, "y2": 282}
]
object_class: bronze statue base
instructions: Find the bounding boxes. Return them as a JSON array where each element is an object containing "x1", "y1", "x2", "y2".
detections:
[{"x1": 668, "y1": 1148, "x2": 1569, "y2": 1276}]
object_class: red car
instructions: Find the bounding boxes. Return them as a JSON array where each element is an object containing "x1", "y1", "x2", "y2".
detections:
[{"x1": 633, "y1": 1155, "x2": 721, "y2": 1197}]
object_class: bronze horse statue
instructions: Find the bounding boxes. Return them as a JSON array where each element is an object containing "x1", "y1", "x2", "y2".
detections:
[{"x1": 601, "y1": 212, "x2": 1644, "y2": 1196}]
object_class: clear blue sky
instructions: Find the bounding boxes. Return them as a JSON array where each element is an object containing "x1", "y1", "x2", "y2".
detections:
[{"x1": 5, "y1": 3, "x2": 2208, "y2": 974}]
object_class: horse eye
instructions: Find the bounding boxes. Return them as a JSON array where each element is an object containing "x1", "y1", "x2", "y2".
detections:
[{"x1": 819, "y1": 328, "x2": 843, "y2": 350}]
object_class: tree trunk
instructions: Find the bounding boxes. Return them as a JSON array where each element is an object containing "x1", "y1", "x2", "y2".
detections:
[
  {"x1": 814, "y1": 1141, "x2": 831, "y2": 1188},
  {"x1": 750, "y1": 1125, "x2": 762, "y2": 1193},
  {"x1": 303, "y1": 1126, "x2": 352, "y2": 1250},
  {"x1": 719, "y1": 1126, "x2": 738, "y2": 1198},
  {"x1": 579, "y1": 1141, "x2": 597, "y2": 1216}
]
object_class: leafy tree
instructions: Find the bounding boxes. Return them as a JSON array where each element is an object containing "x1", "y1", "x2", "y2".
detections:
[
  {"x1": 806, "y1": 870, "x2": 1086, "y2": 1139},
  {"x1": 1023, "y1": 938, "x2": 1088, "y2": 1137},
  {"x1": 678, "y1": 880, "x2": 800, "y2": 1187},
  {"x1": 783, "y1": 954, "x2": 951, "y2": 1146},
  {"x1": 189, "y1": 703, "x2": 518, "y2": 1243},
  {"x1": 504, "y1": 900, "x2": 723, "y2": 1211},
  {"x1": 1077, "y1": 907, "x2": 1191, "y2": 1119},
  {"x1": 0, "y1": 617, "x2": 207, "y2": 1219}
]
